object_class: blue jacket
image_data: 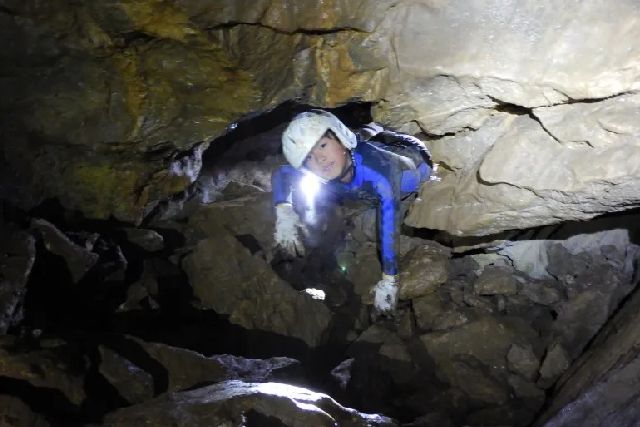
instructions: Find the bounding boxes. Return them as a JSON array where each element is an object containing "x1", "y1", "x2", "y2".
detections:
[{"x1": 272, "y1": 131, "x2": 432, "y2": 275}]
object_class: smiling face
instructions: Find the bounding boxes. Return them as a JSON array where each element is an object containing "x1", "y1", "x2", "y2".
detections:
[{"x1": 303, "y1": 131, "x2": 352, "y2": 182}]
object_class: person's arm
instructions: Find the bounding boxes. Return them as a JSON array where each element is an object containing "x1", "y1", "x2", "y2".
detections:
[
  {"x1": 371, "y1": 130, "x2": 432, "y2": 165},
  {"x1": 271, "y1": 165, "x2": 306, "y2": 257},
  {"x1": 271, "y1": 165, "x2": 298, "y2": 206},
  {"x1": 368, "y1": 168, "x2": 400, "y2": 276}
]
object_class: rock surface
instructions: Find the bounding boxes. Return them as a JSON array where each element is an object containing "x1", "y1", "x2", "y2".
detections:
[
  {"x1": 3, "y1": 1, "x2": 640, "y2": 233},
  {"x1": 103, "y1": 379, "x2": 397, "y2": 427}
]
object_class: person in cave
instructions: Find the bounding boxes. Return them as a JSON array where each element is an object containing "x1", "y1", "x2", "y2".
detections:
[{"x1": 271, "y1": 109, "x2": 434, "y2": 318}]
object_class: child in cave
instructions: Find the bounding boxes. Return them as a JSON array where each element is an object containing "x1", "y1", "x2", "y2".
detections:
[{"x1": 271, "y1": 109, "x2": 433, "y2": 317}]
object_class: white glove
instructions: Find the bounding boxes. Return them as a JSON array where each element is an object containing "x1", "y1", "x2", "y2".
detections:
[
  {"x1": 274, "y1": 203, "x2": 306, "y2": 257},
  {"x1": 371, "y1": 273, "x2": 399, "y2": 317}
]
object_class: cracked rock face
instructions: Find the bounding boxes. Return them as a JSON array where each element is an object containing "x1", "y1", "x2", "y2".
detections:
[{"x1": 2, "y1": 0, "x2": 639, "y2": 233}]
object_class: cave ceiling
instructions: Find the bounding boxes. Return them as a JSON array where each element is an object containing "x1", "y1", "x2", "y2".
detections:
[{"x1": 1, "y1": 0, "x2": 639, "y2": 235}]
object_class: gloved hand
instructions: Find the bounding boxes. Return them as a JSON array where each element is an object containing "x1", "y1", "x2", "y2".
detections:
[
  {"x1": 371, "y1": 273, "x2": 399, "y2": 318},
  {"x1": 274, "y1": 203, "x2": 306, "y2": 258}
]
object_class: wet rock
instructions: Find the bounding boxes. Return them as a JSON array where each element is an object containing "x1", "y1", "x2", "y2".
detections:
[
  {"x1": 103, "y1": 380, "x2": 397, "y2": 427},
  {"x1": 122, "y1": 227, "x2": 164, "y2": 252},
  {"x1": 31, "y1": 218, "x2": 99, "y2": 283},
  {"x1": 399, "y1": 244, "x2": 449, "y2": 300},
  {"x1": 473, "y1": 266, "x2": 519, "y2": 296},
  {"x1": 507, "y1": 344, "x2": 540, "y2": 381},
  {"x1": 0, "y1": 225, "x2": 35, "y2": 333},
  {"x1": 0, "y1": 394, "x2": 50, "y2": 427},
  {"x1": 98, "y1": 346, "x2": 155, "y2": 404},
  {"x1": 537, "y1": 342, "x2": 570, "y2": 389},
  {"x1": 0, "y1": 336, "x2": 87, "y2": 406}
]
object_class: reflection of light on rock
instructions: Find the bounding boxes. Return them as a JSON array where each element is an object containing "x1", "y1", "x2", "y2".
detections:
[{"x1": 303, "y1": 288, "x2": 326, "y2": 300}]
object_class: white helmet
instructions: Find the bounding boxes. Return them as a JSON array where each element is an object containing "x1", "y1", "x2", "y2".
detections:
[{"x1": 282, "y1": 110, "x2": 357, "y2": 169}]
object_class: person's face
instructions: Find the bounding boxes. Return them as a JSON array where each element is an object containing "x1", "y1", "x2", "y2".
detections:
[{"x1": 304, "y1": 132, "x2": 350, "y2": 181}]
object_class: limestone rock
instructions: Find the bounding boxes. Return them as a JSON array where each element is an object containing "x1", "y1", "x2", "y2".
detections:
[
  {"x1": 0, "y1": 225, "x2": 35, "y2": 334},
  {"x1": 103, "y1": 380, "x2": 398, "y2": 427},
  {"x1": 122, "y1": 227, "x2": 164, "y2": 252},
  {"x1": 519, "y1": 280, "x2": 562, "y2": 306},
  {"x1": 98, "y1": 346, "x2": 155, "y2": 404},
  {"x1": 537, "y1": 342, "x2": 570, "y2": 389},
  {"x1": 507, "y1": 344, "x2": 540, "y2": 381},
  {"x1": 0, "y1": 336, "x2": 87, "y2": 406},
  {"x1": 533, "y1": 93, "x2": 640, "y2": 148},
  {"x1": 31, "y1": 218, "x2": 99, "y2": 283},
  {"x1": 182, "y1": 232, "x2": 332, "y2": 347},
  {"x1": 0, "y1": 394, "x2": 50, "y2": 427},
  {"x1": 420, "y1": 315, "x2": 538, "y2": 373},
  {"x1": 409, "y1": 112, "x2": 640, "y2": 235},
  {"x1": 399, "y1": 244, "x2": 449, "y2": 300},
  {"x1": 535, "y1": 283, "x2": 640, "y2": 426},
  {"x1": 132, "y1": 338, "x2": 300, "y2": 392},
  {"x1": 473, "y1": 266, "x2": 519, "y2": 296}
]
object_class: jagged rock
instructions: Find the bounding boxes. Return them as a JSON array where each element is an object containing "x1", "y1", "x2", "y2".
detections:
[
  {"x1": 533, "y1": 93, "x2": 640, "y2": 148},
  {"x1": 508, "y1": 375, "x2": 545, "y2": 404},
  {"x1": 535, "y1": 284, "x2": 640, "y2": 426},
  {"x1": 182, "y1": 232, "x2": 332, "y2": 347},
  {"x1": 117, "y1": 259, "x2": 162, "y2": 312},
  {"x1": 99, "y1": 337, "x2": 300, "y2": 403},
  {"x1": 0, "y1": 336, "x2": 87, "y2": 406},
  {"x1": 122, "y1": 227, "x2": 164, "y2": 252},
  {"x1": 398, "y1": 244, "x2": 449, "y2": 300},
  {"x1": 103, "y1": 380, "x2": 398, "y2": 427},
  {"x1": 507, "y1": 344, "x2": 540, "y2": 381},
  {"x1": 442, "y1": 357, "x2": 509, "y2": 405},
  {"x1": 462, "y1": 293, "x2": 496, "y2": 313},
  {"x1": 186, "y1": 192, "x2": 275, "y2": 257},
  {"x1": 331, "y1": 359, "x2": 354, "y2": 391},
  {"x1": 30, "y1": 218, "x2": 99, "y2": 283},
  {"x1": 0, "y1": 394, "x2": 50, "y2": 427},
  {"x1": 537, "y1": 342, "x2": 570, "y2": 389},
  {"x1": 336, "y1": 241, "x2": 381, "y2": 303},
  {"x1": 405, "y1": 412, "x2": 455, "y2": 427},
  {"x1": 420, "y1": 314, "x2": 540, "y2": 375},
  {"x1": 132, "y1": 337, "x2": 300, "y2": 392},
  {"x1": 473, "y1": 266, "x2": 519, "y2": 296},
  {"x1": 413, "y1": 292, "x2": 471, "y2": 332},
  {"x1": 519, "y1": 280, "x2": 562, "y2": 306},
  {"x1": 0, "y1": 225, "x2": 35, "y2": 334},
  {"x1": 98, "y1": 346, "x2": 155, "y2": 404}
]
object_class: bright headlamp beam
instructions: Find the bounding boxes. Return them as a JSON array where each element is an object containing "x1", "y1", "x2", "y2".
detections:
[{"x1": 300, "y1": 172, "x2": 321, "y2": 205}]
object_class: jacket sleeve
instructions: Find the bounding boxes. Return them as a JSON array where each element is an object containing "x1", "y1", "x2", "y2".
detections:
[
  {"x1": 271, "y1": 165, "x2": 298, "y2": 206},
  {"x1": 367, "y1": 167, "x2": 401, "y2": 276}
]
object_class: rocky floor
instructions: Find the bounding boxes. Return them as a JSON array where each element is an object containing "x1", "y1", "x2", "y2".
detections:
[{"x1": 1, "y1": 185, "x2": 640, "y2": 426}]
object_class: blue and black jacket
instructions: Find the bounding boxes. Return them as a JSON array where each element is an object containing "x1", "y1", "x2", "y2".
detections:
[{"x1": 272, "y1": 130, "x2": 432, "y2": 276}]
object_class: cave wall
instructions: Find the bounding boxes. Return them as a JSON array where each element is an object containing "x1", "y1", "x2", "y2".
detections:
[{"x1": 1, "y1": 0, "x2": 639, "y2": 233}]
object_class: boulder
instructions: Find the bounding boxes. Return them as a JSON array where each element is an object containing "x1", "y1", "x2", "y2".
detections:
[{"x1": 103, "y1": 380, "x2": 398, "y2": 427}]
